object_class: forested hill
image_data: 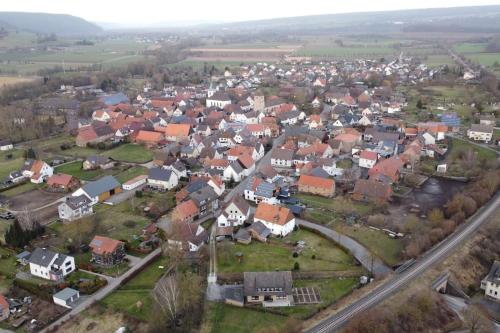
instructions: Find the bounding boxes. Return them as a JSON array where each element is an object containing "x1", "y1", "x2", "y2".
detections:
[{"x1": 0, "y1": 12, "x2": 102, "y2": 36}]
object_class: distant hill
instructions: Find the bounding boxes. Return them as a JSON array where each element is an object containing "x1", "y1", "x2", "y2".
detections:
[
  {"x1": 199, "y1": 5, "x2": 500, "y2": 35},
  {"x1": 0, "y1": 12, "x2": 102, "y2": 36}
]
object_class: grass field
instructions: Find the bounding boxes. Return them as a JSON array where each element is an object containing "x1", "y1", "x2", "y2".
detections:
[
  {"x1": 0, "y1": 75, "x2": 39, "y2": 89},
  {"x1": 0, "y1": 35, "x2": 154, "y2": 74},
  {"x1": 449, "y1": 137, "x2": 497, "y2": 161},
  {"x1": 453, "y1": 42, "x2": 487, "y2": 53},
  {"x1": 294, "y1": 194, "x2": 374, "y2": 216},
  {"x1": 54, "y1": 161, "x2": 112, "y2": 181},
  {"x1": 217, "y1": 229, "x2": 355, "y2": 273},
  {"x1": 336, "y1": 225, "x2": 404, "y2": 266},
  {"x1": 279, "y1": 278, "x2": 358, "y2": 318},
  {"x1": 0, "y1": 247, "x2": 17, "y2": 293},
  {"x1": 425, "y1": 55, "x2": 454, "y2": 68},
  {"x1": 0, "y1": 149, "x2": 25, "y2": 180},
  {"x1": 101, "y1": 256, "x2": 169, "y2": 321},
  {"x1": 103, "y1": 144, "x2": 154, "y2": 164},
  {"x1": 207, "y1": 303, "x2": 288, "y2": 333},
  {"x1": 295, "y1": 43, "x2": 397, "y2": 58},
  {"x1": 115, "y1": 166, "x2": 148, "y2": 184}
]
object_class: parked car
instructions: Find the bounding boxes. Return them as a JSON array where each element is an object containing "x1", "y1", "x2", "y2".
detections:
[{"x1": 0, "y1": 211, "x2": 15, "y2": 220}]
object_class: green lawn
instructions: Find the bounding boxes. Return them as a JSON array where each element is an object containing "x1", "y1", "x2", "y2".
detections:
[
  {"x1": 279, "y1": 278, "x2": 358, "y2": 318},
  {"x1": 101, "y1": 256, "x2": 169, "y2": 321},
  {"x1": 217, "y1": 230, "x2": 355, "y2": 273},
  {"x1": 0, "y1": 247, "x2": 17, "y2": 293},
  {"x1": 55, "y1": 161, "x2": 136, "y2": 182},
  {"x1": 0, "y1": 149, "x2": 25, "y2": 180},
  {"x1": 294, "y1": 194, "x2": 374, "y2": 216},
  {"x1": 450, "y1": 138, "x2": 497, "y2": 161},
  {"x1": 296, "y1": 44, "x2": 396, "y2": 58},
  {"x1": 115, "y1": 166, "x2": 148, "y2": 184},
  {"x1": 207, "y1": 303, "x2": 288, "y2": 333},
  {"x1": 425, "y1": 55, "x2": 454, "y2": 68},
  {"x1": 103, "y1": 144, "x2": 154, "y2": 164},
  {"x1": 453, "y1": 42, "x2": 487, "y2": 53},
  {"x1": 336, "y1": 225, "x2": 403, "y2": 267}
]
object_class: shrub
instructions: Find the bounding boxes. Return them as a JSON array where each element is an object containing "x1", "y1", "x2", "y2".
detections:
[
  {"x1": 292, "y1": 252, "x2": 298, "y2": 258},
  {"x1": 311, "y1": 254, "x2": 316, "y2": 260},
  {"x1": 135, "y1": 190, "x2": 143, "y2": 198},
  {"x1": 293, "y1": 262, "x2": 300, "y2": 270},
  {"x1": 124, "y1": 220, "x2": 137, "y2": 228}
]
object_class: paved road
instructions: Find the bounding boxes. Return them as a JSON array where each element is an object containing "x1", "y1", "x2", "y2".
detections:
[
  {"x1": 40, "y1": 248, "x2": 161, "y2": 333},
  {"x1": 305, "y1": 192, "x2": 500, "y2": 333},
  {"x1": 297, "y1": 219, "x2": 391, "y2": 278}
]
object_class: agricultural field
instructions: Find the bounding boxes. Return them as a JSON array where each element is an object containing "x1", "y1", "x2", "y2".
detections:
[
  {"x1": 424, "y1": 55, "x2": 454, "y2": 68},
  {"x1": 0, "y1": 75, "x2": 39, "y2": 89},
  {"x1": 0, "y1": 35, "x2": 155, "y2": 75},
  {"x1": 217, "y1": 229, "x2": 357, "y2": 273},
  {"x1": 101, "y1": 256, "x2": 170, "y2": 321},
  {"x1": 452, "y1": 41, "x2": 500, "y2": 75}
]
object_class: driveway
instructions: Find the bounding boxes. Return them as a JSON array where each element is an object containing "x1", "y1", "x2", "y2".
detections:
[
  {"x1": 103, "y1": 185, "x2": 145, "y2": 205},
  {"x1": 40, "y1": 248, "x2": 161, "y2": 333}
]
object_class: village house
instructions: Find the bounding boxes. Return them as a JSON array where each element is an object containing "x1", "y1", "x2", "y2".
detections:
[
  {"x1": 83, "y1": 155, "x2": 114, "y2": 170},
  {"x1": 161, "y1": 123, "x2": 192, "y2": 142},
  {"x1": 89, "y1": 236, "x2": 126, "y2": 266},
  {"x1": 368, "y1": 156, "x2": 404, "y2": 183},
  {"x1": 46, "y1": 173, "x2": 80, "y2": 192},
  {"x1": 217, "y1": 196, "x2": 251, "y2": 227},
  {"x1": 190, "y1": 186, "x2": 219, "y2": 218},
  {"x1": 22, "y1": 159, "x2": 53, "y2": 184},
  {"x1": 480, "y1": 260, "x2": 500, "y2": 302},
  {"x1": 271, "y1": 148, "x2": 295, "y2": 168},
  {"x1": 76, "y1": 125, "x2": 114, "y2": 147},
  {"x1": 167, "y1": 221, "x2": 208, "y2": 252},
  {"x1": 0, "y1": 294, "x2": 9, "y2": 321},
  {"x1": 467, "y1": 124, "x2": 493, "y2": 143},
  {"x1": 297, "y1": 174, "x2": 335, "y2": 197},
  {"x1": 135, "y1": 130, "x2": 164, "y2": 146},
  {"x1": 172, "y1": 199, "x2": 199, "y2": 223},
  {"x1": 254, "y1": 202, "x2": 295, "y2": 236},
  {"x1": 72, "y1": 175, "x2": 122, "y2": 205},
  {"x1": 206, "y1": 92, "x2": 232, "y2": 109},
  {"x1": 0, "y1": 139, "x2": 13, "y2": 151},
  {"x1": 58, "y1": 195, "x2": 93, "y2": 221},
  {"x1": 27, "y1": 248, "x2": 75, "y2": 281},
  {"x1": 243, "y1": 271, "x2": 293, "y2": 307},
  {"x1": 353, "y1": 179, "x2": 393, "y2": 204},
  {"x1": 147, "y1": 168, "x2": 179, "y2": 190},
  {"x1": 358, "y1": 150, "x2": 378, "y2": 169}
]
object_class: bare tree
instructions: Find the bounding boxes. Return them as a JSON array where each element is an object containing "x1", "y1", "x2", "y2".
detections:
[
  {"x1": 17, "y1": 206, "x2": 39, "y2": 231},
  {"x1": 153, "y1": 275, "x2": 180, "y2": 324},
  {"x1": 462, "y1": 305, "x2": 494, "y2": 333}
]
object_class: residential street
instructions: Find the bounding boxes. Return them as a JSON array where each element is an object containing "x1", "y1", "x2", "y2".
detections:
[{"x1": 304, "y1": 192, "x2": 500, "y2": 333}]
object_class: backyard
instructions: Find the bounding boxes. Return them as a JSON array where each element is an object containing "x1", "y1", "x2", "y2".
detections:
[
  {"x1": 101, "y1": 256, "x2": 170, "y2": 321},
  {"x1": 103, "y1": 144, "x2": 154, "y2": 164},
  {"x1": 0, "y1": 149, "x2": 25, "y2": 180},
  {"x1": 0, "y1": 246, "x2": 17, "y2": 294},
  {"x1": 217, "y1": 229, "x2": 357, "y2": 273}
]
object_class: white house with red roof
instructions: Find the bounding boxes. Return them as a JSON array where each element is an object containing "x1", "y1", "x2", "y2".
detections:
[{"x1": 359, "y1": 150, "x2": 378, "y2": 169}]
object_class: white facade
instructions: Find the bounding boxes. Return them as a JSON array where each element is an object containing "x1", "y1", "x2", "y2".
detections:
[
  {"x1": 467, "y1": 129, "x2": 493, "y2": 143},
  {"x1": 255, "y1": 218, "x2": 296, "y2": 237},
  {"x1": 359, "y1": 157, "x2": 377, "y2": 169},
  {"x1": 482, "y1": 279, "x2": 500, "y2": 301},
  {"x1": 147, "y1": 173, "x2": 179, "y2": 190},
  {"x1": 223, "y1": 165, "x2": 243, "y2": 182},
  {"x1": 206, "y1": 98, "x2": 231, "y2": 109},
  {"x1": 271, "y1": 158, "x2": 293, "y2": 168},
  {"x1": 122, "y1": 175, "x2": 147, "y2": 190},
  {"x1": 29, "y1": 254, "x2": 75, "y2": 281},
  {"x1": 53, "y1": 289, "x2": 80, "y2": 308},
  {"x1": 0, "y1": 143, "x2": 13, "y2": 151}
]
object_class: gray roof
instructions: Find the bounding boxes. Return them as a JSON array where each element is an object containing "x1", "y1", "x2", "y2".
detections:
[
  {"x1": 28, "y1": 248, "x2": 58, "y2": 267},
  {"x1": 484, "y1": 260, "x2": 500, "y2": 284},
  {"x1": 470, "y1": 124, "x2": 493, "y2": 133},
  {"x1": 243, "y1": 271, "x2": 293, "y2": 297},
  {"x1": 255, "y1": 182, "x2": 276, "y2": 198},
  {"x1": 85, "y1": 155, "x2": 111, "y2": 165},
  {"x1": 66, "y1": 195, "x2": 92, "y2": 210},
  {"x1": 247, "y1": 221, "x2": 271, "y2": 238},
  {"x1": 53, "y1": 287, "x2": 79, "y2": 301},
  {"x1": 81, "y1": 175, "x2": 121, "y2": 198},
  {"x1": 234, "y1": 228, "x2": 251, "y2": 242},
  {"x1": 16, "y1": 251, "x2": 31, "y2": 260},
  {"x1": 271, "y1": 148, "x2": 294, "y2": 161},
  {"x1": 190, "y1": 186, "x2": 218, "y2": 206},
  {"x1": 148, "y1": 168, "x2": 173, "y2": 182}
]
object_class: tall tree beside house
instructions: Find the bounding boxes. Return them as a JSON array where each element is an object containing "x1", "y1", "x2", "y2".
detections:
[
  {"x1": 25, "y1": 147, "x2": 37, "y2": 159},
  {"x1": 4, "y1": 219, "x2": 44, "y2": 248}
]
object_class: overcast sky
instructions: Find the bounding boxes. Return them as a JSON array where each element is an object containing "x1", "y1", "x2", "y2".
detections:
[{"x1": 2, "y1": 0, "x2": 500, "y2": 26}]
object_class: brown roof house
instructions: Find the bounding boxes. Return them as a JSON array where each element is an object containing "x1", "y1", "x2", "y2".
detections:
[
  {"x1": 89, "y1": 236, "x2": 125, "y2": 267},
  {"x1": 353, "y1": 179, "x2": 393, "y2": 204},
  {"x1": 254, "y1": 203, "x2": 295, "y2": 237},
  {"x1": 297, "y1": 174, "x2": 335, "y2": 197},
  {"x1": 47, "y1": 173, "x2": 80, "y2": 192},
  {"x1": 167, "y1": 221, "x2": 208, "y2": 252},
  {"x1": 171, "y1": 199, "x2": 199, "y2": 223},
  {"x1": 243, "y1": 271, "x2": 293, "y2": 307},
  {"x1": 0, "y1": 294, "x2": 9, "y2": 322}
]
